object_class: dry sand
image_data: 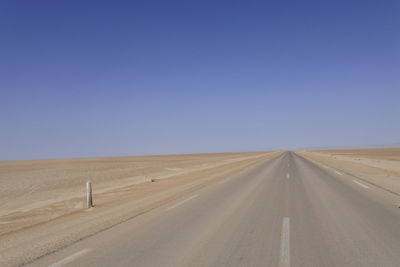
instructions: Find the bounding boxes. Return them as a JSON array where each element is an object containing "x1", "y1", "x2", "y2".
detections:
[
  {"x1": 0, "y1": 152, "x2": 268, "y2": 217},
  {"x1": 0, "y1": 151, "x2": 280, "y2": 266},
  {"x1": 297, "y1": 148, "x2": 400, "y2": 195}
]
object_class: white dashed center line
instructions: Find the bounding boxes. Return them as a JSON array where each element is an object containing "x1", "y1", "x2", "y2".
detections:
[{"x1": 279, "y1": 217, "x2": 290, "y2": 267}]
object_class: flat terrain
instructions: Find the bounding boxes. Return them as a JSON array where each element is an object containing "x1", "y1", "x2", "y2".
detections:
[
  {"x1": 0, "y1": 151, "x2": 278, "y2": 266},
  {"x1": 2, "y1": 148, "x2": 400, "y2": 266},
  {"x1": 27, "y1": 151, "x2": 400, "y2": 267},
  {"x1": 0, "y1": 152, "x2": 270, "y2": 216},
  {"x1": 311, "y1": 148, "x2": 400, "y2": 159},
  {"x1": 297, "y1": 148, "x2": 400, "y2": 195}
]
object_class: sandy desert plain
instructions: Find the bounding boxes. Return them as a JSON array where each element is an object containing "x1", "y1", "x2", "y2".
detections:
[
  {"x1": 1, "y1": 148, "x2": 400, "y2": 266},
  {"x1": 0, "y1": 151, "x2": 279, "y2": 266},
  {"x1": 297, "y1": 148, "x2": 400, "y2": 195}
]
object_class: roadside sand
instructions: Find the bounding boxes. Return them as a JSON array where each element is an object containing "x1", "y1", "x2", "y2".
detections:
[
  {"x1": 0, "y1": 151, "x2": 280, "y2": 266},
  {"x1": 297, "y1": 148, "x2": 400, "y2": 195},
  {"x1": 0, "y1": 152, "x2": 267, "y2": 217}
]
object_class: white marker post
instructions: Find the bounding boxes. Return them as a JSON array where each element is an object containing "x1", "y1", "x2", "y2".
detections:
[{"x1": 86, "y1": 181, "x2": 93, "y2": 208}]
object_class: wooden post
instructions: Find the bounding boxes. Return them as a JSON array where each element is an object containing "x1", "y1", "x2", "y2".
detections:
[{"x1": 86, "y1": 181, "x2": 93, "y2": 208}]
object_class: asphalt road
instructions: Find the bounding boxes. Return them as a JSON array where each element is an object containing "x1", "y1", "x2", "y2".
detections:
[{"x1": 30, "y1": 152, "x2": 400, "y2": 267}]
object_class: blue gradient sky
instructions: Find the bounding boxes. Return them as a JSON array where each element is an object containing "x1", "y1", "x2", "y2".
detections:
[{"x1": 1, "y1": 0, "x2": 399, "y2": 160}]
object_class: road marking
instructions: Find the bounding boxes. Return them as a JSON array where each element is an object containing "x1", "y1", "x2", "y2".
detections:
[
  {"x1": 286, "y1": 173, "x2": 290, "y2": 179},
  {"x1": 48, "y1": 248, "x2": 92, "y2": 267},
  {"x1": 166, "y1": 195, "x2": 199, "y2": 211},
  {"x1": 353, "y1": 180, "x2": 369, "y2": 189},
  {"x1": 279, "y1": 217, "x2": 290, "y2": 267},
  {"x1": 335, "y1": 170, "x2": 343, "y2": 175}
]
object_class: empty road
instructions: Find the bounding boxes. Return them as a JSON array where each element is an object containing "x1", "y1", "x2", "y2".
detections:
[{"x1": 29, "y1": 152, "x2": 400, "y2": 267}]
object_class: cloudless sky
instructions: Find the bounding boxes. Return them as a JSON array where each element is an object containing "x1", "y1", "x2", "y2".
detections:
[{"x1": 1, "y1": 0, "x2": 399, "y2": 160}]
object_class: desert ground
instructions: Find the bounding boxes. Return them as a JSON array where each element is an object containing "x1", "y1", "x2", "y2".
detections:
[
  {"x1": 297, "y1": 148, "x2": 400, "y2": 195},
  {"x1": 0, "y1": 151, "x2": 279, "y2": 266},
  {"x1": 1, "y1": 148, "x2": 400, "y2": 266}
]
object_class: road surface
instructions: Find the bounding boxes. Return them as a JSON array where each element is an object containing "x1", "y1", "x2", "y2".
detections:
[{"x1": 29, "y1": 152, "x2": 400, "y2": 267}]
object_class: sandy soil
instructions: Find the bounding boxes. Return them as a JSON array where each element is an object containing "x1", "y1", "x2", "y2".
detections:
[
  {"x1": 0, "y1": 151, "x2": 280, "y2": 266},
  {"x1": 297, "y1": 148, "x2": 400, "y2": 195},
  {"x1": 0, "y1": 152, "x2": 268, "y2": 217}
]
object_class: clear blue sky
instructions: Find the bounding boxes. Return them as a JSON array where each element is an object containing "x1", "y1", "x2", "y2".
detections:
[{"x1": 1, "y1": 0, "x2": 399, "y2": 160}]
